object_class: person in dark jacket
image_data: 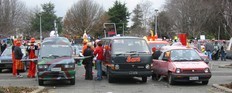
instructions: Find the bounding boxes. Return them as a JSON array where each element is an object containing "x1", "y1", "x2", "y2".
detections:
[
  {"x1": 14, "y1": 40, "x2": 24, "y2": 78},
  {"x1": 83, "y1": 43, "x2": 94, "y2": 80}
]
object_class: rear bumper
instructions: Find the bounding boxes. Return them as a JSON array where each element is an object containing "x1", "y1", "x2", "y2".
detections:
[
  {"x1": 109, "y1": 70, "x2": 152, "y2": 77},
  {"x1": 171, "y1": 73, "x2": 211, "y2": 82},
  {"x1": 37, "y1": 70, "x2": 76, "y2": 80}
]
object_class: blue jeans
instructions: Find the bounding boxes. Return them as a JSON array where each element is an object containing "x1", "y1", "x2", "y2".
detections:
[
  {"x1": 95, "y1": 60, "x2": 102, "y2": 80},
  {"x1": 221, "y1": 51, "x2": 226, "y2": 61},
  {"x1": 206, "y1": 51, "x2": 212, "y2": 60}
]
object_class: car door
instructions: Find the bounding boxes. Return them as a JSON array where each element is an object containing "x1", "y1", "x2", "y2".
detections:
[{"x1": 158, "y1": 51, "x2": 169, "y2": 76}]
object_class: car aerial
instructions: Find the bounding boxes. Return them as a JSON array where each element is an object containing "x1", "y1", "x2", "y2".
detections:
[
  {"x1": 101, "y1": 36, "x2": 152, "y2": 83},
  {"x1": 37, "y1": 36, "x2": 76, "y2": 85},
  {"x1": 147, "y1": 40, "x2": 169, "y2": 51},
  {"x1": 0, "y1": 46, "x2": 27, "y2": 72},
  {"x1": 151, "y1": 46, "x2": 211, "y2": 85}
]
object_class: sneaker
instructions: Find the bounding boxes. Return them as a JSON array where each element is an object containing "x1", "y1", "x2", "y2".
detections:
[{"x1": 17, "y1": 75, "x2": 23, "y2": 78}]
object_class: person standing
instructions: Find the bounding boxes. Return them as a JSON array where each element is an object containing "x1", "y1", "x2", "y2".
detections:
[
  {"x1": 26, "y1": 38, "x2": 38, "y2": 78},
  {"x1": 14, "y1": 40, "x2": 24, "y2": 78},
  {"x1": 83, "y1": 43, "x2": 94, "y2": 80},
  {"x1": 12, "y1": 40, "x2": 17, "y2": 76},
  {"x1": 1, "y1": 40, "x2": 7, "y2": 54},
  {"x1": 205, "y1": 40, "x2": 214, "y2": 60},
  {"x1": 94, "y1": 41, "x2": 104, "y2": 80},
  {"x1": 221, "y1": 41, "x2": 227, "y2": 61}
]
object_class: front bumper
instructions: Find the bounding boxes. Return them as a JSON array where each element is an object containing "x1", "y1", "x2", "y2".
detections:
[
  {"x1": 37, "y1": 70, "x2": 76, "y2": 80},
  {"x1": 0, "y1": 63, "x2": 12, "y2": 69},
  {"x1": 171, "y1": 73, "x2": 212, "y2": 82},
  {"x1": 109, "y1": 70, "x2": 152, "y2": 77}
]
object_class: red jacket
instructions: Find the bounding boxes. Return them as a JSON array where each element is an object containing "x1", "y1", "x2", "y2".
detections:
[{"x1": 94, "y1": 46, "x2": 104, "y2": 60}]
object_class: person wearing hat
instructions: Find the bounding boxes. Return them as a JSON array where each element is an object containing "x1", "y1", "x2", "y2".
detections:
[
  {"x1": 26, "y1": 38, "x2": 39, "y2": 78},
  {"x1": 14, "y1": 40, "x2": 24, "y2": 78},
  {"x1": 83, "y1": 42, "x2": 94, "y2": 80},
  {"x1": 12, "y1": 40, "x2": 17, "y2": 76}
]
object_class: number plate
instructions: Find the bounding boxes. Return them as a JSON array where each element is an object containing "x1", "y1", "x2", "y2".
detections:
[
  {"x1": 189, "y1": 76, "x2": 199, "y2": 80},
  {"x1": 129, "y1": 71, "x2": 138, "y2": 75},
  {"x1": 51, "y1": 68, "x2": 61, "y2": 71}
]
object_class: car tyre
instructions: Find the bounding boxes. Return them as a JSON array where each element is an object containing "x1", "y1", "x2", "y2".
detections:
[
  {"x1": 70, "y1": 78, "x2": 75, "y2": 85},
  {"x1": 107, "y1": 70, "x2": 114, "y2": 83},
  {"x1": 168, "y1": 73, "x2": 175, "y2": 85},
  {"x1": 202, "y1": 80, "x2": 209, "y2": 85},
  {"x1": 102, "y1": 71, "x2": 106, "y2": 76},
  {"x1": 142, "y1": 77, "x2": 147, "y2": 83},
  {"x1": 38, "y1": 79, "x2": 44, "y2": 86}
]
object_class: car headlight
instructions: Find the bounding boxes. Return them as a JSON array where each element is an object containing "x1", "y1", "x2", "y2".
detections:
[
  {"x1": 38, "y1": 65, "x2": 43, "y2": 69},
  {"x1": 64, "y1": 64, "x2": 69, "y2": 68},
  {"x1": 114, "y1": 64, "x2": 120, "y2": 70},
  {"x1": 176, "y1": 68, "x2": 181, "y2": 73},
  {"x1": 145, "y1": 64, "x2": 150, "y2": 69},
  {"x1": 44, "y1": 65, "x2": 48, "y2": 69},
  {"x1": 204, "y1": 68, "x2": 209, "y2": 73},
  {"x1": 64, "y1": 64, "x2": 75, "y2": 68}
]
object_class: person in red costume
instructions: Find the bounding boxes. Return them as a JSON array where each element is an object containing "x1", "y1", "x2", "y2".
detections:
[
  {"x1": 12, "y1": 40, "x2": 17, "y2": 76},
  {"x1": 26, "y1": 38, "x2": 38, "y2": 78}
]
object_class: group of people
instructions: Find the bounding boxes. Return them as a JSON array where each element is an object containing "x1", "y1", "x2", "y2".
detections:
[
  {"x1": 82, "y1": 40, "x2": 104, "y2": 81},
  {"x1": 204, "y1": 40, "x2": 227, "y2": 61},
  {"x1": 12, "y1": 37, "x2": 39, "y2": 78}
]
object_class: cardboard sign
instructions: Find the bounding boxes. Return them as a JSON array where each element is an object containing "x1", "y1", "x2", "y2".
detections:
[{"x1": 126, "y1": 55, "x2": 140, "y2": 63}]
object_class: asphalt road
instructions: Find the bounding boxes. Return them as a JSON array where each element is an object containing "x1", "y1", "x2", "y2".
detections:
[{"x1": 0, "y1": 60, "x2": 232, "y2": 93}]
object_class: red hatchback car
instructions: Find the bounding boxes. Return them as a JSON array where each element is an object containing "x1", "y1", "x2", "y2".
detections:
[{"x1": 151, "y1": 46, "x2": 211, "y2": 85}]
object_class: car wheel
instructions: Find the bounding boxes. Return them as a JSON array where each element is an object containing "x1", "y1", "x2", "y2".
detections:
[
  {"x1": 0, "y1": 69, "x2": 2, "y2": 73},
  {"x1": 168, "y1": 73, "x2": 175, "y2": 85},
  {"x1": 152, "y1": 74, "x2": 155, "y2": 80},
  {"x1": 70, "y1": 78, "x2": 75, "y2": 85},
  {"x1": 142, "y1": 77, "x2": 147, "y2": 83},
  {"x1": 107, "y1": 70, "x2": 114, "y2": 83},
  {"x1": 38, "y1": 79, "x2": 44, "y2": 86},
  {"x1": 202, "y1": 80, "x2": 209, "y2": 85},
  {"x1": 102, "y1": 71, "x2": 106, "y2": 76}
]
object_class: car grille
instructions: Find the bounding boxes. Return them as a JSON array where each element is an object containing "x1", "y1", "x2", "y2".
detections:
[
  {"x1": 119, "y1": 64, "x2": 146, "y2": 70},
  {"x1": 182, "y1": 69, "x2": 204, "y2": 73}
]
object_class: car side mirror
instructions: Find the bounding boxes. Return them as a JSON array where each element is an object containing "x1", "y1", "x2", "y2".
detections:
[{"x1": 201, "y1": 57, "x2": 209, "y2": 64}]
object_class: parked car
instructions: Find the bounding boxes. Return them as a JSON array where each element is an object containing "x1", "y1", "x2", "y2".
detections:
[
  {"x1": 147, "y1": 40, "x2": 169, "y2": 51},
  {"x1": 37, "y1": 37, "x2": 76, "y2": 85},
  {"x1": 0, "y1": 46, "x2": 27, "y2": 72},
  {"x1": 101, "y1": 36, "x2": 152, "y2": 83},
  {"x1": 151, "y1": 46, "x2": 211, "y2": 85}
]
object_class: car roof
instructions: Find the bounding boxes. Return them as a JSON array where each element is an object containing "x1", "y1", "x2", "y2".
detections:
[
  {"x1": 101, "y1": 36, "x2": 143, "y2": 40},
  {"x1": 42, "y1": 37, "x2": 71, "y2": 45},
  {"x1": 161, "y1": 45, "x2": 193, "y2": 52},
  {"x1": 147, "y1": 40, "x2": 169, "y2": 44}
]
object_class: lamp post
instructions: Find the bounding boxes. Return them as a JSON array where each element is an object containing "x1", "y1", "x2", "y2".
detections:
[
  {"x1": 39, "y1": 10, "x2": 43, "y2": 42},
  {"x1": 154, "y1": 9, "x2": 158, "y2": 36}
]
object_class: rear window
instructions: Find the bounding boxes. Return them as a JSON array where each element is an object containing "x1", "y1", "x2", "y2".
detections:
[{"x1": 112, "y1": 38, "x2": 150, "y2": 54}]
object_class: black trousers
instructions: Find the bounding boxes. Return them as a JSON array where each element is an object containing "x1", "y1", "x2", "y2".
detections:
[{"x1": 84, "y1": 62, "x2": 93, "y2": 80}]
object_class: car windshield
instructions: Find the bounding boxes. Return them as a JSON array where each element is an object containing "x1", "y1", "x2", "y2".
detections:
[
  {"x1": 170, "y1": 49, "x2": 202, "y2": 61},
  {"x1": 1, "y1": 47, "x2": 11, "y2": 56},
  {"x1": 112, "y1": 38, "x2": 150, "y2": 54},
  {"x1": 40, "y1": 45, "x2": 72, "y2": 58}
]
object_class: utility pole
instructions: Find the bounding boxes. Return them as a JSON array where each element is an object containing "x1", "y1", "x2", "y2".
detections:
[{"x1": 155, "y1": 9, "x2": 158, "y2": 36}]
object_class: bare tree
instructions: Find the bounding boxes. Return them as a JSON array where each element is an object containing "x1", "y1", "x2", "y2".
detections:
[
  {"x1": 165, "y1": 0, "x2": 214, "y2": 38},
  {"x1": 140, "y1": 0, "x2": 154, "y2": 32},
  {"x1": 63, "y1": 0, "x2": 106, "y2": 37},
  {"x1": 222, "y1": 0, "x2": 232, "y2": 37},
  {"x1": 0, "y1": 0, "x2": 28, "y2": 37}
]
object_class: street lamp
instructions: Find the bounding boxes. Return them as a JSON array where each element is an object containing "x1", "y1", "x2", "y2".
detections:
[
  {"x1": 154, "y1": 9, "x2": 158, "y2": 36},
  {"x1": 39, "y1": 9, "x2": 43, "y2": 42}
]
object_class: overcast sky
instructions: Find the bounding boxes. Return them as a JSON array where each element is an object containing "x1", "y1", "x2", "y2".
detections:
[{"x1": 20, "y1": 0, "x2": 165, "y2": 26}]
